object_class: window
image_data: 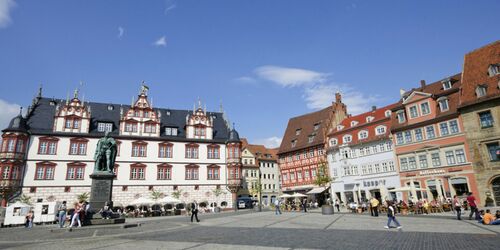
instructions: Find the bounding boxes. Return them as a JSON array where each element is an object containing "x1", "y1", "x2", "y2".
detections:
[
  {"x1": 330, "y1": 139, "x2": 338, "y2": 146},
  {"x1": 397, "y1": 111, "x2": 406, "y2": 123},
  {"x1": 366, "y1": 116, "x2": 374, "y2": 123},
  {"x1": 97, "y1": 122, "x2": 113, "y2": 132},
  {"x1": 208, "y1": 145, "x2": 220, "y2": 159},
  {"x1": 185, "y1": 144, "x2": 199, "y2": 159},
  {"x1": 337, "y1": 125, "x2": 344, "y2": 131},
  {"x1": 343, "y1": 135, "x2": 352, "y2": 143},
  {"x1": 438, "y1": 98, "x2": 449, "y2": 111},
  {"x1": 431, "y1": 152, "x2": 441, "y2": 167},
  {"x1": 297, "y1": 171, "x2": 302, "y2": 179},
  {"x1": 314, "y1": 123, "x2": 320, "y2": 130},
  {"x1": 194, "y1": 125, "x2": 206, "y2": 137},
  {"x1": 386, "y1": 141, "x2": 392, "y2": 151},
  {"x1": 396, "y1": 132, "x2": 404, "y2": 145},
  {"x1": 455, "y1": 149, "x2": 466, "y2": 163},
  {"x1": 388, "y1": 161, "x2": 395, "y2": 171},
  {"x1": 374, "y1": 164, "x2": 381, "y2": 173},
  {"x1": 309, "y1": 149, "x2": 314, "y2": 157},
  {"x1": 385, "y1": 110, "x2": 391, "y2": 117},
  {"x1": 358, "y1": 130, "x2": 368, "y2": 140},
  {"x1": 158, "y1": 143, "x2": 173, "y2": 158},
  {"x1": 404, "y1": 131, "x2": 412, "y2": 143},
  {"x1": 476, "y1": 86, "x2": 487, "y2": 97},
  {"x1": 38, "y1": 137, "x2": 58, "y2": 155},
  {"x1": 35, "y1": 162, "x2": 55, "y2": 180},
  {"x1": 64, "y1": 117, "x2": 81, "y2": 129},
  {"x1": 291, "y1": 140, "x2": 297, "y2": 148},
  {"x1": 420, "y1": 102, "x2": 430, "y2": 115},
  {"x1": 0, "y1": 165, "x2": 10, "y2": 179},
  {"x1": 426, "y1": 126, "x2": 436, "y2": 139},
  {"x1": 290, "y1": 172, "x2": 295, "y2": 180},
  {"x1": 185, "y1": 165, "x2": 199, "y2": 180},
  {"x1": 486, "y1": 143, "x2": 499, "y2": 161},
  {"x1": 440, "y1": 122, "x2": 449, "y2": 136},
  {"x1": 409, "y1": 106, "x2": 418, "y2": 118},
  {"x1": 442, "y1": 79, "x2": 452, "y2": 90},
  {"x1": 419, "y1": 155, "x2": 428, "y2": 169},
  {"x1": 382, "y1": 162, "x2": 388, "y2": 172},
  {"x1": 295, "y1": 129, "x2": 301, "y2": 135},
  {"x1": 445, "y1": 151, "x2": 456, "y2": 165},
  {"x1": 207, "y1": 165, "x2": 220, "y2": 180},
  {"x1": 408, "y1": 157, "x2": 417, "y2": 170},
  {"x1": 69, "y1": 139, "x2": 88, "y2": 155},
  {"x1": 415, "y1": 128, "x2": 423, "y2": 141},
  {"x1": 165, "y1": 127, "x2": 171, "y2": 135},
  {"x1": 311, "y1": 168, "x2": 316, "y2": 177},
  {"x1": 308, "y1": 135, "x2": 315, "y2": 143},
  {"x1": 130, "y1": 164, "x2": 145, "y2": 180},
  {"x1": 376, "y1": 126, "x2": 386, "y2": 135},
  {"x1": 449, "y1": 120, "x2": 459, "y2": 134},
  {"x1": 479, "y1": 111, "x2": 494, "y2": 128},
  {"x1": 132, "y1": 142, "x2": 147, "y2": 157},
  {"x1": 66, "y1": 163, "x2": 85, "y2": 180},
  {"x1": 171, "y1": 128, "x2": 178, "y2": 136},
  {"x1": 488, "y1": 64, "x2": 500, "y2": 77},
  {"x1": 351, "y1": 121, "x2": 358, "y2": 127},
  {"x1": 125, "y1": 122, "x2": 138, "y2": 132},
  {"x1": 157, "y1": 164, "x2": 172, "y2": 180},
  {"x1": 400, "y1": 158, "x2": 408, "y2": 171},
  {"x1": 144, "y1": 123, "x2": 156, "y2": 133}
]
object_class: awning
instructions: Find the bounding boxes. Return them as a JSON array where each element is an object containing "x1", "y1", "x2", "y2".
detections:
[{"x1": 306, "y1": 186, "x2": 328, "y2": 195}]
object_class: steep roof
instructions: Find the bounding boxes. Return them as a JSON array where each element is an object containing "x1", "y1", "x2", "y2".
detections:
[
  {"x1": 278, "y1": 106, "x2": 331, "y2": 154},
  {"x1": 459, "y1": 40, "x2": 500, "y2": 107},
  {"x1": 17, "y1": 97, "x2": 231, "y2": 142},
  {"x1": 328, "y1": 103, "x2": 398, "y2": 145},
  {"x1": 242, "y1": 141, "x2": 278, "y2": 161}
]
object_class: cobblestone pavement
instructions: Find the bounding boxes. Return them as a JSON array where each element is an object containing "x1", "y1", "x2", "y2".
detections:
[{"x1": 0, "y1": 210, "x2": 498, "y2": 250}]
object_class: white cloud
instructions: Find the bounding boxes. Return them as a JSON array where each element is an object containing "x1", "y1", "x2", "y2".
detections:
[
  {"x1": 254, "y1": 65, "x2": 328, "y2": 87},
  {"x1": 234, "y1": 76, "x2": 257, "y2": 85},
  {"x1": 164, "y1": 0, "x2": 176, "y2": 15},
  {"x1": 247, "y1": 65, "x2": 379, "y2": 114},
  {"x1": 0, "y1": 99, "x2": 21, "y2": 131},
  {"x1": 0, "y1": 0, "x2": 16, "y2": 28},
  {"x1": 254, "y1": 136, "x2": 282, "y2": 149},
  {"x1": 118, "y1": 26, "x2": 124, "y2": 39},
  {"x1": 154, "y1": 36, "x2": 167, "y2": 47}
]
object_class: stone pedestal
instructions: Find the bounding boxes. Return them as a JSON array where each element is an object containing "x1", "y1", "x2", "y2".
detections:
[{"x1": 89, "y1": 172, "x2": 115, "y2": 211}]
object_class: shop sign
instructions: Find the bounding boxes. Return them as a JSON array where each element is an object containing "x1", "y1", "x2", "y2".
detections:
[
  {"x1": 419, "y1": 169, "x2": 446, "y2": 176},
  {"x1": 363, "y1": 179, "x2": 386, "y2": 188}
]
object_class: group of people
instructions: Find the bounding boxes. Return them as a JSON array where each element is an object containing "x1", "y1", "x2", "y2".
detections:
[
  {"x1": 56, "y1": 201, "x2": 91, "y2": 228},
  {"x1": 273, "y1": 198, "x2": 312, "y2": 215}
]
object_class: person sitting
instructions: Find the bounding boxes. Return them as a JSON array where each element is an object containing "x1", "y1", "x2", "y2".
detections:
[
  {"x1": 483, "y1": 209, "x2": 500, "y2": 225},
  {"x1": 99, "y1": 203, "x2": 112, "y2": 219},
  {"x1": 495, "y1": 210, "x2": 500, "y2": 220}
]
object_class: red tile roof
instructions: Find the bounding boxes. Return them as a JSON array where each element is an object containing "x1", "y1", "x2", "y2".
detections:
[
  {"x1": 328, "y1": 103, "x2": 398, "y2": 145},
  {"x1": 459, "y1": 40, "x2": 500, "y2": 107},
  {"x1": 241, "y1": 138, "x2": 278, "y2": 161}
]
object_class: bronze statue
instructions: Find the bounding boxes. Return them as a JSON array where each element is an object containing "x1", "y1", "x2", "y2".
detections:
[{"x1": 94, "y1": 131, "x2": 117, "y2": 173}]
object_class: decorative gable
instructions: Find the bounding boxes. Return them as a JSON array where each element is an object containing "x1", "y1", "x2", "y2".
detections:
[
  {"x1": 53, "y1": 89, "x2": 91, "y2": 133},
  {"x1": 185, "y1": 99, "x2": 214, "y2": 140},
  {"x1": 119, "y1": 84, "x2": 161, "y2": 137},
  {"x1": 402, "y1": 91, "x2": 432, "y2": 105}
]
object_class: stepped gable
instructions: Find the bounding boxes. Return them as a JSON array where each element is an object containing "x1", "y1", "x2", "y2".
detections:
[
  {"x1": 23, "y1": 97, "x2": 230, "y2": 142},
  {"x1": 278, "y1": 106, "x2": 331, "y2": 154},
  {"x1": 460, "y1": 40, "x2": 500, "y2": 107}
]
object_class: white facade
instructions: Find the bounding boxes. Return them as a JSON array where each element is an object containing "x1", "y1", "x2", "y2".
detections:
[
  {"x1": 328, "y1": 139, "x2": 402, "y2": 203},
  {"x1": 259, "y1": 159, "x2": 280, "y2": 206}
]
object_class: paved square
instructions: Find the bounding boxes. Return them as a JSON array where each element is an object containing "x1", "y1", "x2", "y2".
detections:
[{"x1": 0, "y1": 211, "x2": 498, "y2": 249}]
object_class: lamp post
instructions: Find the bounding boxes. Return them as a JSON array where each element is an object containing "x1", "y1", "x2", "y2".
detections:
[{"x1": 258, "y1": 169, "x2": 262, "y2": 212}]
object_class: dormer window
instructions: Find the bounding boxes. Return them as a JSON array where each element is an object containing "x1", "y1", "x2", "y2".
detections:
[
  {"x1": 337, "y1": 125, "x2": 344, "y2": 131},
  {"x1": 358, "y1": 130, "x2": 368, "y2": 140},
  {"x1": 385, "y1": 110, "x2": 391, "y2": 118},
  {"x1": 165, "y1": 127, "x2": 178, "y2": 136},
  {"x1": 420, "y1": 102, "x2": 430, "y2": 115},
  {"x1": 313, "y1": 123, "x2": 320, "y2": 131},
  {"x1": 366, "y1": 116, "x2": 374, "y2": 123},
  {"x1": 396, "y1": 111, "x2": 406, "y2": 123},
  {"x1": 437, "y1": 97, "x2": 449, "y2": 112},
  {"x1": 442, "y1": 78, "x2": 452, "y2": 90},
  {"x1": 308, "y1": 135, "x2": 315, "y2": 143},
  {"x1": 488, "y1": 64, "x2": 499, "y2": 77},
  {"x1": 97, "y1": 122, "x2": 113, "y2": 132},
  {"x1": 330, "y1": 138, "x2": 338, "y2": 146},
  {"x1": 343, "y1": 135, "x2": 352, "y2": 143},
  {"x1": 295, "y1": 129, "x2": 302, "y2": 136},
  {"x1": 291, "y1": 140, "x2": 297, "y2": 148},
  {"x1": 409, "y1": 106, "x2": 418, "y2": 118},
  {"x1": 476, "y1": 85, "x2": 487, "y2": 98},
  {"x1": 350, "y1": 121, "x2": 358, "y2": 127},
  {"x1": 376, "y1": 125, "x2": 386, "y2": 135},
  {"x1": 107, "y1": 105, "x2": 114, "y2": 111}
]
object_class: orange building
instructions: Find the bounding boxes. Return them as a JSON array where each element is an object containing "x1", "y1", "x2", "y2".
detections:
[{"x1": 391, "y1": 75, "x2": 479, "y2": 203}]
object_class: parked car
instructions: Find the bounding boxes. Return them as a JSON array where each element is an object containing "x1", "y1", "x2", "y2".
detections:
[{"x1": 237, "y1": 198, "x2": 255, "y2": 209}]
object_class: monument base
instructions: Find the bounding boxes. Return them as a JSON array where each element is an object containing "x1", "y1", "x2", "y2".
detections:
[
  {"x1": 89, "y1": 218, "x2": 125, "y2": 225},
  {"x1": 89, "y1": 172, "x2": 115, "y2": 212}
]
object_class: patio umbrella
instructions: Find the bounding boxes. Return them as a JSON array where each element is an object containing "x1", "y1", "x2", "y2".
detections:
[
  {"x1": 129, "y1": 197, "x2": 155, "y2": 206},
  {"x1": 279, "y1": 194, "x2": 293, "y2": 198},
  {"x1": 159, "y1": 196, "x2": 181, "y2": 204},
  {"x1": 409, "y1": 181, "x2": 418, "y2": 200},
  {"x1": 378, "y1": 184, "x2": 389, "y2": 201},
  {"x1": 291, "y1": 192, "x2": 307, "y2": 198}
]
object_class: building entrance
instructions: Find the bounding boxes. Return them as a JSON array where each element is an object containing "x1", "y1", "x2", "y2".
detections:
[{"x1": 492, "y1": 177, "x2": 500, "y2": 206}]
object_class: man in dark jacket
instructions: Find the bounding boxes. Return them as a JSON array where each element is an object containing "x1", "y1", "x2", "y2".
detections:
[{"x1": 191, "y1": 200, "x2": 200, "y2": 223}]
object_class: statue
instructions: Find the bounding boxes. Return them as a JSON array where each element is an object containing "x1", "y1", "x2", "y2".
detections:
[{"x1": 93, "y1": 131, "x2": 117, "y2": 173}]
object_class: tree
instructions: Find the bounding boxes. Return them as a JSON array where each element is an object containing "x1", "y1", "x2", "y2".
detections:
[
  {"x1": 171, "y1": 189, "x2": 182, "y2": 200},
  {"x1": 18, "y1": 194, "x2": 33, "y2": 205},
  {"x1": 150, "y1": 189, "x2": 164, "y2": 202},
  {"x1": 76, "y1": 192, "x2": 90, "y2": 203},
  {"x1": 314, "y1": 161, "x2": 332, "y2": 204},
  {"x1": 212, "y1": 187, "x2": 226, "y2": 207}
]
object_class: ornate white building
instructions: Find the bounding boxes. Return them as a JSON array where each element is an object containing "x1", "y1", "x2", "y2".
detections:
[{"x1": 0, "y1": 86, "x2": 242, "y2": 208}]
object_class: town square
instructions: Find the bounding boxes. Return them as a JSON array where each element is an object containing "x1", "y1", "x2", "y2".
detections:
[{"x1": 0, "y1": 1, "x2": 499, "y2": 249}]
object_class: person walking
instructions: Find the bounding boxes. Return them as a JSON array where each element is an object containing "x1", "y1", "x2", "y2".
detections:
[
  {"x1": 57, "y1": 201, "x2": 67, "y2": 228},
  {"x1": 453, "y1": 195, "x2": 462, "y2": 220},
  {"x1": 335, "y1": 199, "x2": 340, "y2": 212},
  {"x1": 370, "y1": 197, "x2": 379, "y2": 217},
  {"x1": 25, "y1": 210, "x2": 33, "y2": 229},
  {"x1": 302, "y1": 198, "x2": 307, "y2": 213},
  {"x1": 274, "y1": 199, "x2": 282, "y2": 215},
  {"x1": 69, "y1": 203, "x2": 82, "y2": 228},
  {"x1": 190, "y1": 200, "x2": 200, "y2": 223},
  {"x1": 467, "y1": 192, "x2": 478, "y2": 220},
  {"x1": 385, "y1": 201, "x2": 402, "y2": 229}
]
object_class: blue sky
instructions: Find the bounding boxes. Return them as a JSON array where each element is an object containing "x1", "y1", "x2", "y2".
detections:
[{"x1": 0, "y1": 0, "x2": 498, "y2": 148}]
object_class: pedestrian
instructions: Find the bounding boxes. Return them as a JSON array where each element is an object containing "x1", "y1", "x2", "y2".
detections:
[
  {"x1": 467, "y1": 192, "x2": 478, "y2": 220},
  {"x1": 302, "y1": 198, "x2": 307, "y2": 213},
  {"x1": 370, "y1": 197, "x2": 379, "y2": 217},
  {"x1": 453, "y1": 195, "x2": 462, "y2": 220},
  {"x1": 335, "y1": 199, "x2": 340, "y2": 212},
  {"x1": 190, "y1": 200, "x2": 200, "y2": 222},
  {"x1": 25, "y1": 210, "x2": 33, "y2": 229},
  {"x1": 385, "y1": 201, "x2": 402, "y2": 229},
  {"x1": 69, "y1": 202, "x2": 82, "y2": 228},
  {"x1": 57, "y1": 201, "x2": 67, "y2": 228},
  {"x1": 274, "y1": 199, "x2": 281, "y2": 215}
]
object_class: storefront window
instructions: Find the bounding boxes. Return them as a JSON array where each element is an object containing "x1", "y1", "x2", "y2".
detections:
[{"x1": 451, "y1": 178, "x2": 469, "y2": 196}]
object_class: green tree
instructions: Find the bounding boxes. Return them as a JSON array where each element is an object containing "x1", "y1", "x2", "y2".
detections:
[
  {"x1": 18, "y1": 194, "x2": 33, "y2": 205},
  {"x1": 313, "y1": 161, "x2": 332, "y2": 204},
  {"x1": 212, "y1": 187, "x2": 226, "y2": 207},
  {"x1": 171, "y1": 189, "x2": 182, "y2": 199},
  {"x1": 76, "y1": 192, "x2": 90, "y2": 203},
  {"x1": 150, "y1": 189, "x2": 164, "y2": 202}
]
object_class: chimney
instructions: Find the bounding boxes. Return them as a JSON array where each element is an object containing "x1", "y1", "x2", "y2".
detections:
[
  {"x1": 420, "y1": 80, "x2": 426, "y2": 89},
  {"x1": 335, "y1": 92, "x2": 342, "y2": 103},
  {"x1": 400, "y1": 89, "x2": 406, "y2": 97},
  {"x1": 371, "y1": 106, "x2": 377, "y2": 112}
]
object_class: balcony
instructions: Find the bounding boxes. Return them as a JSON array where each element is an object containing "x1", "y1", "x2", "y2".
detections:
[
  {"x1": 0, "y1": 179, "x2": 21, "y2": 190},
  {"x1": 0, "y1": 152, "x2": 25, "y2": 161}
]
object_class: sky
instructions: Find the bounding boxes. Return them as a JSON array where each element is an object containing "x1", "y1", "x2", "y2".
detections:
[{"x1": 0, "y1": 0, "x2": 498, "y2": 148}]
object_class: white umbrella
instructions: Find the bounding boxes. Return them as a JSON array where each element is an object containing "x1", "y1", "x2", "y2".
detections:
[
  {"x1": 159, "y1": 196, "x2": 181, "y2": 204},
  {"x1": 279, "y1": 194, "x2": 293, "y2": 198},
  {"x1": 390, "y1": 186, "x2": 412, "y2": 192},
  {"x1": 129, "y1": 197, "x2": 154, "y2": 206},
  {"x1": 291, "y1": 192, "x2": 307, "y2": 198}
]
